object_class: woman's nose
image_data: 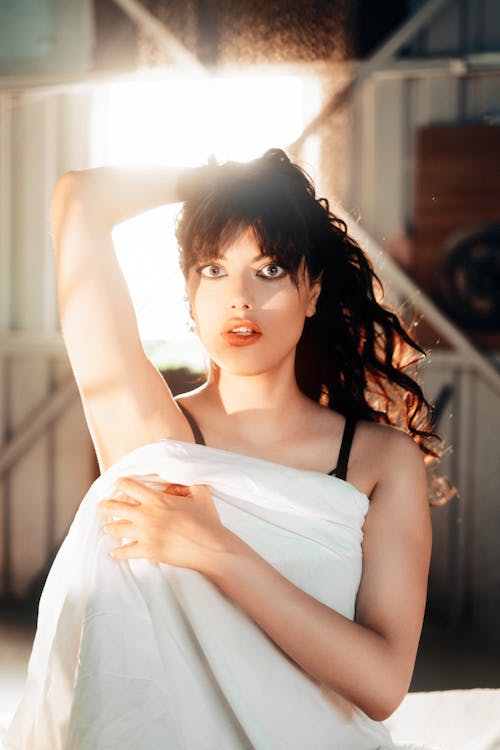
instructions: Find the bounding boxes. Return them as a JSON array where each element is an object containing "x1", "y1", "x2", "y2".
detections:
[{"x1": 227, "y1": 276, "x2": 253, "y2": 310}]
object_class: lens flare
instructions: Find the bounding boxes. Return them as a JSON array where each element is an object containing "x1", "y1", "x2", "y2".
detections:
[{"x1": 91, "y1": 69, "x2": 320, "y2": 362}]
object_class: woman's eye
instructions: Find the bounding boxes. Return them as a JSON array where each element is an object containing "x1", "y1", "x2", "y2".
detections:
[
  {"x1": 199, "y1": 264, "x2": 224, "y2": 278},
  {"x1": 259, "y1": 263, "x2": 286, "y2": 279}
]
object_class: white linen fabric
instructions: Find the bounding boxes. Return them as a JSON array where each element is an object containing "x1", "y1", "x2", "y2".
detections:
[
  {"x1": 383, "y1": 688, "x2": 500, "y2": 750},
  {"x1": 3, "y1": 438, "x2": 433, "y2": 750}
]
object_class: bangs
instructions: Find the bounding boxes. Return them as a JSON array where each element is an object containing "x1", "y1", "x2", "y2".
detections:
[{"x1": 176, "y1": 169, "x2": 315, "y2": 286}]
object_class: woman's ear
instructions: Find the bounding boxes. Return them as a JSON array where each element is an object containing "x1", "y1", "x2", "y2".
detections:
[{"x1": 306, "y1": 273, "x2": 322, "y2": 317}]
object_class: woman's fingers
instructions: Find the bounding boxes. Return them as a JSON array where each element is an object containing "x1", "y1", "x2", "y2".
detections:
[
  {"x1": 98, "y1": 497, "x2": 141, "y2": 520},
  {"x1": 109, "y1": 540, "x2": 163, "y2": 563},
  {"x1": 114, "y1": 476, "x2": 191, "y2": 501},
  {"x1": 115, "y1": 476, "x2": 158, "y2": 502},
  {"x1": 97, "y1": 476, "x2": 215, "y2": 568},
  {"x1": 102, "y1": 519, "x2": 134, "y2": 539},
  {"x1": 109, "y1": 540, "x2": 146, "y2": 560}
]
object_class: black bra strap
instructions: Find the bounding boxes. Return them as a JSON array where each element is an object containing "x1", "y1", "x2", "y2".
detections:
[
  {"x1": 176, "y1": 401, "x2": 206, "y2": 446},
  {"x1": 176, "y1": 400, "x2": 356, "y2": 479},
  {"x1": 334, "y1": 417, "x2": 356, "y2": 480}
]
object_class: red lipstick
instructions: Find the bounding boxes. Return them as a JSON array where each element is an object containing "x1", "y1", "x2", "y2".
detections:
[{"x1": 221, "y1": 318, "x2": 262, "y2": 347}]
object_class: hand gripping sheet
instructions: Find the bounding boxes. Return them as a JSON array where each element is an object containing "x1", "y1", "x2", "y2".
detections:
[{"x1": 3, "y1": 439, "x2": 436, "y2": 750}]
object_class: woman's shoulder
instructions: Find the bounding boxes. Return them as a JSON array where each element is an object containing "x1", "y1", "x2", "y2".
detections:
[
  {"x1": 352, "y1": 420, "x2": 426, "y2": 500},
  {"x1": 355, "y1": 418, "x2": 421, "y2": 451},
  {"x1": 357, "y1": 419, "x2": 420, "y2": 451}
]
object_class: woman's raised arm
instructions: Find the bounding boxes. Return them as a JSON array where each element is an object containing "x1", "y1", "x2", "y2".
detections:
[{"x1": 51, "y1": 166, "x2": 198, "y2": 473}]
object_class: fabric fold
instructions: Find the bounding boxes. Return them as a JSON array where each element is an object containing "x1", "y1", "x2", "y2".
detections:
[{"x1": 4, "y1": 438, "x2": 417, "y2": 749}]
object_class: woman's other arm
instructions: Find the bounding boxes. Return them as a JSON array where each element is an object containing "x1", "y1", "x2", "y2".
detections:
[
  {"x1": 202, "y1": 428, "x2": 432, "y2": 722},
  {"x1": 51, "y1": 167, "x2": 198, "y2": 472}
]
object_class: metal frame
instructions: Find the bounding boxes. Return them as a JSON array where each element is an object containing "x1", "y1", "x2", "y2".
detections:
[
  {"x1": 0, "y1": 334, "x2": 75, "y2": 478},
  {"x1": 337, "y1": 212, "x2": 500, "y2": 397},
  {"x1": 111, "y1": 0, "x2": 207, "y2": 75},
  {"x1": 372, "y1": 53, "x2": 500, "y2": 79},
  {"x1": 0, "y1": 96, "x2": 11, "y2": 330},
  {"x1": 288, "y1": 0, "x2": 455, "y2": 152}
]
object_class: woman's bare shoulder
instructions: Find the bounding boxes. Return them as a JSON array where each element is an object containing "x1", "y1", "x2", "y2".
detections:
[
  {"x1": 357, "y1": 419, "x2": 422, "y2": 456},
  {"x1": 359, "y1": 419, "x2": 420, "y2": 446},
  {"x1": 352, "y1": 420, "x2": 426, "y2": 500}
]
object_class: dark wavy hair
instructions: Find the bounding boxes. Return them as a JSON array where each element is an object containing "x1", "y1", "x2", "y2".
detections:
[{"x1": 175, "y1": 148, "x2": 455, "y2": 505}]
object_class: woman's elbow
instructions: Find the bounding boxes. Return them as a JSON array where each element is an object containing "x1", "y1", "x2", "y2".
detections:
[
  {"x1": 51, "y1": 171, "x2": 96, "y2": 248},
  {"x1": 52, "y1": 171, "x2": 87, "y2": 207},
  {"x1": 362, "y1": 686, "x2": 407, "y2": 722},
  {"x1": 364, "y1": 701, "x2": 400, "y2": 723},
  {"x1": 51, "y1": 172, "x2": 81, "y2": 218}
]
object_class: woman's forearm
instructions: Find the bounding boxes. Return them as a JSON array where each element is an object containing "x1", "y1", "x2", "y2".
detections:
[
  {"x1": 53, "y1": 165, "x2": 188, "y2": 229},
  {"x1": 204, "y1": 533, "x2": 405, "y2": 722}
]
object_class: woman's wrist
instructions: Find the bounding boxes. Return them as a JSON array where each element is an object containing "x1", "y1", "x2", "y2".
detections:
[
  {"x1": 53, "y1": 162, "x2": 217, "y2": 229},
  {"x1": 55, "y1": 165, "x2": 187, "y2": 228},
  {"x1": 199, "y1": 528, "x2": 253, "y2": 583},
  {"x1": 176, "y1": 163, "x2": 218, "y2": 203}
]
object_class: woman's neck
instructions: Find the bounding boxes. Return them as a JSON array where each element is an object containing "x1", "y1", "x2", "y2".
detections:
[{"x1": 195, "y1": 357, "x2": 319, "y2": 446}]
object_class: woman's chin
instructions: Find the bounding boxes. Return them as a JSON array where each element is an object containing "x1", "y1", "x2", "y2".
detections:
[{"x1": 209, "y1": 350, "x2": 283, "y2": 378}]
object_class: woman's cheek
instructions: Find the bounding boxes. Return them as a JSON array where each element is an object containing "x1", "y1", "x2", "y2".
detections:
[
  {"x1": 193, "y1": 302, "x2": 222, "y2": 352},
  {"x1": 190, "y1": 283, "x2": 307, "y2": 357}
]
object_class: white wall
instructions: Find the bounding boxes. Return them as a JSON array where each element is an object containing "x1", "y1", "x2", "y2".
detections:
[{"x1": 0, "y1": 87, "x2": 97, "y2": 599}]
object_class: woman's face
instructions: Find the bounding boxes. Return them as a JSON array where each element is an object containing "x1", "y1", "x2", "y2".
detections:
[{"x1": 185, "y1": 226, "x2": 321, "y2": 376}]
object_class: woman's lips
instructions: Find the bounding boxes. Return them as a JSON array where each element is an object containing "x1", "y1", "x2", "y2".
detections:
[
  {"x1": 221, "y1": 331, "x2": 262, "y2": 347},
  {"x1": 221, "y1": 318, "x2": 262, "y2": 346}
]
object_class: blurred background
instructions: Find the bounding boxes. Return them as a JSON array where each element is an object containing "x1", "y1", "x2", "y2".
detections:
[{"x1": 1, "y1": 0, "x2": 500, "y2": 729}]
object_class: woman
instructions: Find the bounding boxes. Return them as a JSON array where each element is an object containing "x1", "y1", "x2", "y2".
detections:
[{"x1": 5, "y1": 149, "x2": 452, "y2": 749}]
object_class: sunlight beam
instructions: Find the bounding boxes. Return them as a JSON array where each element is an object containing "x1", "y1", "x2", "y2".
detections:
[{"x1": 91, "y1": 70, "x2": 321, "y2": 366}]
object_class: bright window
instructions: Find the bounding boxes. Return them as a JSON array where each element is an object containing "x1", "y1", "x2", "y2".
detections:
[{"x1": 91, "y1": 69, "x2": 321, "y2": 369}]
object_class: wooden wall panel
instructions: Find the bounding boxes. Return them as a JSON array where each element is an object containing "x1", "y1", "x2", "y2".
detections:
[
  {"x1": 1, "y1": 89, "x2": 93, "y2": 337},
  {"x1": 52, "y1": 359, "x2": 98, "y2": 547},
  {"x1": 10, "y1": 95, "x2": 53, "y2": 330},
  {"x1": 425, "y1": 1, "x2": 461, "y2": 55},
  {"x1": 465, "y1": 75, "x2": 500, "y2": 118},
  {"x1": 0, "y1": 350, "x2": 97, "y2": 598},
  {"x1": 370, "y1": 78, "x2": 406, "y2": 243},
  {"x1": 0, "y1": 94, "x2": 12, "y2": 329},
  {"x1": 464, "y1": 0, "x2": 488, "y2": 51},
  {"x1": 419, "y1": 362, "x2": 458, "y2": 624},
  {"x1": 9, "y1": 358, "x2": 51, "y2": 597},
  {"x1": 0, "y1": 358, "x2": 6, "y2": 590},
  {"x1": 413, "y1": 123, "x2": 500, "y2": 348},
  {"x1": 419, "y1": 354, "x2": 500, "y2": 634},
  {"x1": 425, "y1": 76, "x2": 460, "y2": 124},
  {"x1": 351, "y1": 78, "x2": 375, "y2": 227},
  {"x1": 482, "y1": 0, "x2": 500, "y2": 49},
  {"x1": 407, "y1": 0, "x2": 500, "y2": 56},
  {"x1": 0, "y1": 84, "x2": 106, "y2": 599},
  {"x1": 414, "y1": 125, "x2": 500, "y2": 270},
  {"x1": 56, "y1": 90, "x2": 94, "y2": 173},
  {"x1": 347, "y1": 71, "x2": 500, "y2": 268},
  {"x1": 471, "y1": 376, "x2": 500, "y2": 635},
  {"x1": 404, "y1": 76, "x2": 460, "y2": 235}
]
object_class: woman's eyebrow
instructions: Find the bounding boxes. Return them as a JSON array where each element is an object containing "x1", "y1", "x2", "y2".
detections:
[{"x1": 218, "y1": 253, "x2": 272, "y2": 262}]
